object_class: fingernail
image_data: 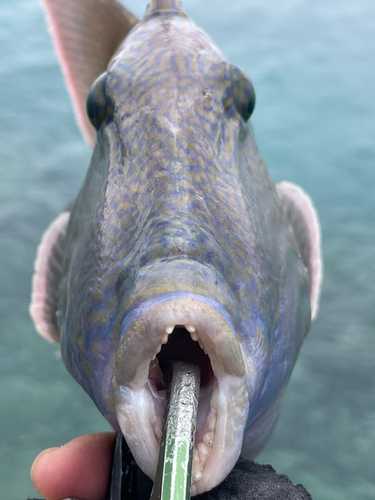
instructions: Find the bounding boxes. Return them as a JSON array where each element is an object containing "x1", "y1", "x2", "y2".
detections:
[{"x1": 30, "y1": 448, "x2": 55, "y2": 483}]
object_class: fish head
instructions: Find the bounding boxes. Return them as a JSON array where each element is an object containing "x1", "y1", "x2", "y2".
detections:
[{"x1": 31, "y1": 0, "x2": 322, "y2": 495}]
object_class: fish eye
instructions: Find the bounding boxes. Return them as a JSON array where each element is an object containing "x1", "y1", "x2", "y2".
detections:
[
  {"x1": 86, "y1": 72, "x2": 109, "y2": 130},
  {"x1": 229, "y1": 64, "x2": 256, "y2": 122}
]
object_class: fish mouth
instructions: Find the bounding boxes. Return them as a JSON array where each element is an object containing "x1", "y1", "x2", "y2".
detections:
[{"x1": 113, "y1": 297, "x2": 248, "y2": 496}]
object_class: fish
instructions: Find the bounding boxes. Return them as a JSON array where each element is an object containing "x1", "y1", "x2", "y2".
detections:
[{"x1": 30, "y1": 0, "x2": 322, "y2": 495}]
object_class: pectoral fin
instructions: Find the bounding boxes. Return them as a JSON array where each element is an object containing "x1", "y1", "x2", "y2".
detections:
[
  {"x1": 30, "y1": 212, "x2": 70, "y2": 343},
  {"x1": 277, "y1": 181, "x2": 322, "y2": 320},
  {"x1": 41, "y1": 0, "x2": 139, "y2": 146}
]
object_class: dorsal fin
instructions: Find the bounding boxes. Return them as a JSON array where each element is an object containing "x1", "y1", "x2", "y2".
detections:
[
  {"x1": 41, "y1": 0, "x2": 139, "y2": 147},
  {"x1": 277, "y1": 181, "x2": 322, "y2": 320},
  {"x1": 145, "y1": 0, "x2": 185, "y2": 16},
  {"x1": 30, "y1": 211, "x2": 70, "y2": 343}
]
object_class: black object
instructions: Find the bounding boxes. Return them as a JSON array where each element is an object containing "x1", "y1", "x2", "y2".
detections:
[
  {"x1": 110, "y1": 432, "x2": 153, "y2": 500},
  {"x1": 195, "y1": 459, "x2": 313, "y2": 500},
  {"x1": 28, "y1": 434, "x2": 313, "y2": 500}
]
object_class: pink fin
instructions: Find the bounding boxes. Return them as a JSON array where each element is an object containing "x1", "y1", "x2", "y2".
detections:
[
  {"x1": 30, "y1": 212, "x2": 70, "y2": 343},
  {"x1": 277, "y1": 181, "x2": 322, "y2": 320},
  {"x1": 41, "y1": 0, "x2": 138, "y2": 147}
]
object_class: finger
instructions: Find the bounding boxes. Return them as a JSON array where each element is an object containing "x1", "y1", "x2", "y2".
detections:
[{"x1": 31, "y1": 432, "x2": 115, "y2": 500}]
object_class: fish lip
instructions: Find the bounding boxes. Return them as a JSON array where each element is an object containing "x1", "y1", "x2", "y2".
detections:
[{"x1": 113, "y1": 294, "x2": 249, "y2": 495}]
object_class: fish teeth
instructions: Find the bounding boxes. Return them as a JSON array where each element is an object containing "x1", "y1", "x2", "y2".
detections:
[
  {"x1": 192, "y1": 449, "x2": 204, "y2": 482},
  {"x1": 186, "y1": 325, "x2": 196, "y2": 333},
  {"x1": 203, "y1": 431, "x2": 214, "y2": 448},
  {"x1": 161, "y1": 333, "x2": 168, "y2": 344},
  {"x1": 198, "y1": 442, "x2": 210, "y2": 464},
  {"x1": 192, "y1": 470, "x2": 203, "y2": 482},
  {"x1": 192, "y1": 468, "x2": 203, "y2": 483},
  {"x1": 165, "y1": 326, "x2": 174, "y2": 334},
  {"x1": 190, "y1": 331, "x2": 199, "y2": 341},
  {"x1": 155, "y1": 344, "x2": 162, "y2": 355},
  {"x1": 210, "y1": 385, "x2": 219, "y2": 411},
  {"x1": 208, "y1": 412, "x2": 217, "y2": 431}
]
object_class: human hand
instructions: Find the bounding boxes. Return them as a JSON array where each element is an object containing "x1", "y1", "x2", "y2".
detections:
[{"x1": 30, "y1": 432, "x2": 115, "y2": 500}]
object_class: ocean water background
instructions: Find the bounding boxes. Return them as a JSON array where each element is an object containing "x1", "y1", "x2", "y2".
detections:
[{"x1": 0, "y1": 0, "x2": 374, "y2": 498}]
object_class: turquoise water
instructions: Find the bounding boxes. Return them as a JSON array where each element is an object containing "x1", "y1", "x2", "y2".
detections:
[{"x1": 1, "y1": 0, "x2": 374, "y2": 498}]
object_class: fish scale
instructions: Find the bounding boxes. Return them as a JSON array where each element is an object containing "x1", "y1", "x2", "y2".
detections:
[{"x1": 30, "y1": 0, "x2": 322, "y2": 495}]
